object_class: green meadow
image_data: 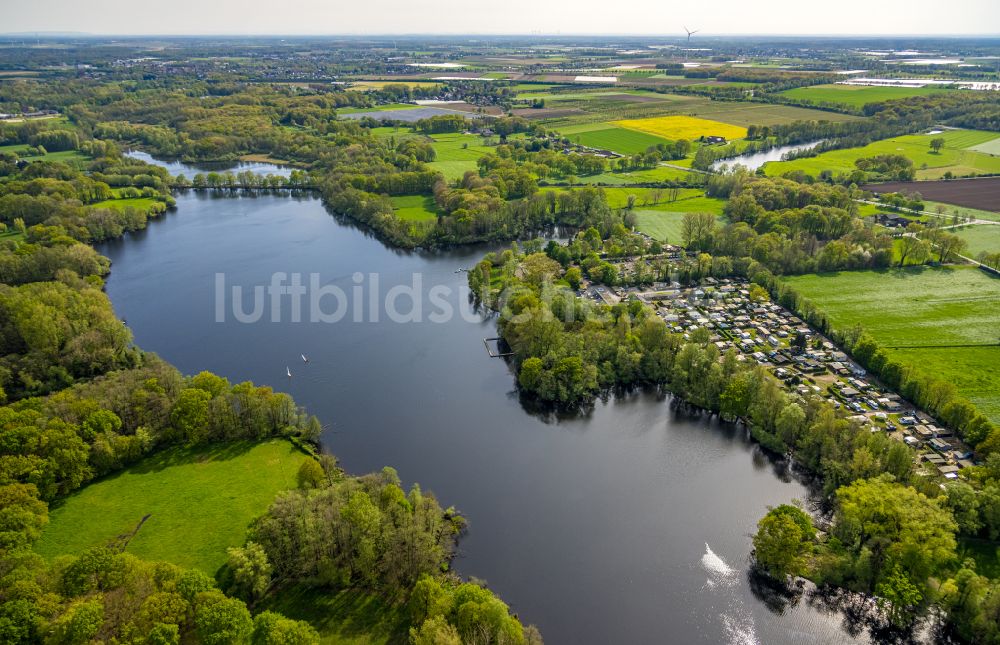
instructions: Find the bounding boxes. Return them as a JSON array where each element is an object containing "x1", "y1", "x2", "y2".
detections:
[
  {"x1": 780, "y1": 84, "x2": 952, "y2": 109},
  {"x1": 557, "y1": 122, "x2": 672, "y2": 155},
  {"x1": 538, "y1": 186, "x2": 725, "y2": 214},
  {"x1": 425, "y1": 132, "x2": 496, "y2": 180},
  {"x1": 924, "y1": 200, "x2": 1000, "y2": 222},
  {"x1": 0, "y1": 142, "x2": 90, "y2": 165},
  {"x1": 953, "y1": 224, "x2": 1000, "y2": 257},
  {"x1": 89, "y1": 197, "x2": 161, "y2": 212},
  {"x1": 782, "y1": 266, "x2": 1000, "y2": 421},
  {"x1": 391, "y1": 194, "x2": 438, "y2": 221},
  {"x1": 35, "y1": 439, "x2": 309, "y2": 573},
  {"x1": 765, "y1": 129, "x2": 1000, "y2": 180}
]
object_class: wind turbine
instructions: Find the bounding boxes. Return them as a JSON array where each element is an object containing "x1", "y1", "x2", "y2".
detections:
[{"x1": 683, "y1": 26, "x2": 699, "y2": 46}]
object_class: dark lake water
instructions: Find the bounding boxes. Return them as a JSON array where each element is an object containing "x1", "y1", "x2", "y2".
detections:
[{"x1": 96, "y1": 158, "x2": 873, "y2": 645}]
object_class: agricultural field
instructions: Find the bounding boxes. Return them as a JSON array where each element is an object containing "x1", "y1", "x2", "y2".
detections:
[
  {"x1": 347, "y1": 80, "x2": 443, "y2": 91},
  {"x1": 953, "y1": 224, "x2": 1000, "y2": 257},
  {"x1": 863, "y1": 177, "x2": 1000, "y2": 213},
  {"x1": 672, "y1": 99, "x2": 863, "y2": 126},
  {"x1": 766, "y1": 129, "x2": 1000, "y2": 180},
  {"x1": 335, "y1": 103, "x2": 419, "y2": 114},
  {"x1": 555, "y1": 121, "x2": 672, "y2": 154},
  {"x1": 339, "y1": 106, "x2": 473, "y2": 122},
  {"x1": 780, "y1": 84, "x2": 952, "y2": 109},
  {"x1": 35, "y1": 439, "x2": 309, "y2": 573},
  {"x1": 970, "y1": 136, "x2": 1000, "y2": 156},
  {"x1": 391, "y1": 194, "x2": 438, "y2": 221},
  {"x1": 781, "y1": 266, "x2": 1000, "y2": 422},
  {"x1": 615, "y1": 115, "x2": 748, "y2": 141}
]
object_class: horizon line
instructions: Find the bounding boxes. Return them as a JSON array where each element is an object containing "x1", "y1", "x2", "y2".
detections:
[{"x1": 3, "y1": 31, "x2": 1000, "y2": 39}]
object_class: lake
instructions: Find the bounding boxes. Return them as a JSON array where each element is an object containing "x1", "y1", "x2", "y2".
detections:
[
  {"x1": 97, "y1": 156, "x2": 871, "y2": 645},
  {"x1": 711, "y1": 141, "x2": 825, "y2": 172},
  {"x1": 125, "y1": 150, "x2": 295, "y2": 178}
]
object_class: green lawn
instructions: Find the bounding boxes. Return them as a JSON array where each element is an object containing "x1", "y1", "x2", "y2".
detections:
[
  {"x1": 970, "y1": 137, "x2": 1000, "y2": 156},
  {"x1": 572, "y1": 164, "x2": 700, "y2": 185},
  {"x1": 89, "y1": 197, "x2": 160, "y2": 212},
  {"x1": 780, "y1": 84, "x2": 953, "y2": 109},
  {"x1": 0, "y1": 229, "x2": 24, "y2": 243},
  {"x1": 765, "y1": 129, "x2": 1000, "y2": 180},
  {"x1": 260, "y1": 585, "x2": 409, "y2": 645},
  {"x1": 0, "y1": 142, "x2": 90, "y2": 165},
  {"x1": 924, "y1": 200, "x2": 1000, "y2": 223},
  {"x1": 35, "y1": 439, "x2": 309, "y2": 574},
  {"x1": 391, "y1": 194, "x2": 438, "y2": 221},
  {"x1": 561, "y1": 123, "x2": 673, "y2": 155},
  {"x1": 781, "y1": 266, "x2": 1000, "y2": 421},
  {"x1": 425, "y1": 132, "x2": 496, "y2": 180},
  {"x1": 953, "y1": 224, "x2": 1000, "y2": 257},
  {"x1": 537, "y1": 187, "x2": 725, "y2": 214},
  {"x1": 634, "y1": 211, "x2": 693, "y2": 244}
]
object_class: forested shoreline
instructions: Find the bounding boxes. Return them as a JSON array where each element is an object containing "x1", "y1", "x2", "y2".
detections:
[
  {"x1": 1, "y1": 50, "x2": 1000, "y2": 643},
  {"x1": 0, "y1": 109, "x2": 540, "y2": 645}
]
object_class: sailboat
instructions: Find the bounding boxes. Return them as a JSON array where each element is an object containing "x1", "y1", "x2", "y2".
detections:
[
  {"x1": 301, "y1": 354, "x2": 309, "y2": 363},
  {"x1": 286, "y1": 366, "x2": 292, "y2": 378}
]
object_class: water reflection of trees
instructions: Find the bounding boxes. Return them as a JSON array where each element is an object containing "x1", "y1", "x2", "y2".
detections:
[{"x1": 747, "y1": 568, "x2": 945, "y2": 644}]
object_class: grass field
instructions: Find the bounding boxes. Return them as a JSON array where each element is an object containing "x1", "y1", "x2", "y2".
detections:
[
  {"x1": 765, "y1": 129, "x2": 1000, "y2": 180},
  {"x1": 0, "y1": 229, "x2": 25, "y2": 243},
  {"x1": 0, "y1": 143, "x2": 90, "y2": 165},
  {"x1": 570, "y1": 165, "x2": 699, "y2": 185},
  {"x1": 634, "y1": 211, "x2": 694, "y2": 243},
  {"x1": 555, "y1": 121, "x2": 672, "y2": 155},
  {"x1": 781, "y1": 266, "x2": 1000, "y2": 421},
  {"x1": 780, "y1": 84, "x2": 952, "y2": 109},
  {"x1": 924, "y1": 200, "x2": 1000, "y2": 223},
  {"x1": 89, "y1": 197, "x2": 161, "y2": 212},
  {"x1": 391, "y1": 194, "x2": 438, "y2": 221},
  {"x1": 532, "y1": 187, "x2": 722, "y2": 243},
  {"x1": 538, "y1": 186, "x2": 723, "y2": 212},
  {"x1": 348, "y1": 80, "x2": 443, "y2": 91},
  {"x1": 970, "y1": 137, "x2": 1000, "y2": 156},
  {"x1": 35, "y1": 439, "x2": 308, "y2": 573},
  {"x1": 953, "y1": 224, "x2": 1000, "y2": 257},
  {"x1": 336, "y1": 103, "x2": 420, "y2": 114},
  {"x1": 615, "y1": 115, "x2": 748, "y2": 141},
  {"x1": 261, "y1": 585, "x2": 408, "y2": 645},
  {"x1": 425, "y1": 132, "x2": 495, "y2": 180}
]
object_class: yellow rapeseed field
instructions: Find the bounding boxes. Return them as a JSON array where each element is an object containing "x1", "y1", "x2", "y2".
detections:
[{"x1": 614, "y1": 115, "x2": 748, "y2": 141}]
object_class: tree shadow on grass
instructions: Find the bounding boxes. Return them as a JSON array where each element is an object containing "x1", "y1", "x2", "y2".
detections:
[
  {"x1": 48, "y1": 441, "x2": 279, "y2": 512},
  {"x1": 262, "y1": 584, "x2": 410, "y2": 644},
  {"x1": 127, "y1": 440, "x2": 263, "y2": 475}
]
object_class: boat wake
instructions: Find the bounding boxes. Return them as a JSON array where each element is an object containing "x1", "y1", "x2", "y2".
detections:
[{"x1": 700, "y1": 543, "x2": 760, "y2": 645}]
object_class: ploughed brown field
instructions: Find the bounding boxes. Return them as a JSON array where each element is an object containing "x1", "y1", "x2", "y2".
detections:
[
  {"x1": 510, "y1": 107, "x2": 585, "y2": 119},
  {"x1": 863, "y1": 177, "x2": 1000, "y2": 212}
]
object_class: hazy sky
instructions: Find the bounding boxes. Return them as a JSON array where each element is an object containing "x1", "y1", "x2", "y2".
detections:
[{"x1": 3, "y1": 0, "x2": 999, "y2": 36}]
